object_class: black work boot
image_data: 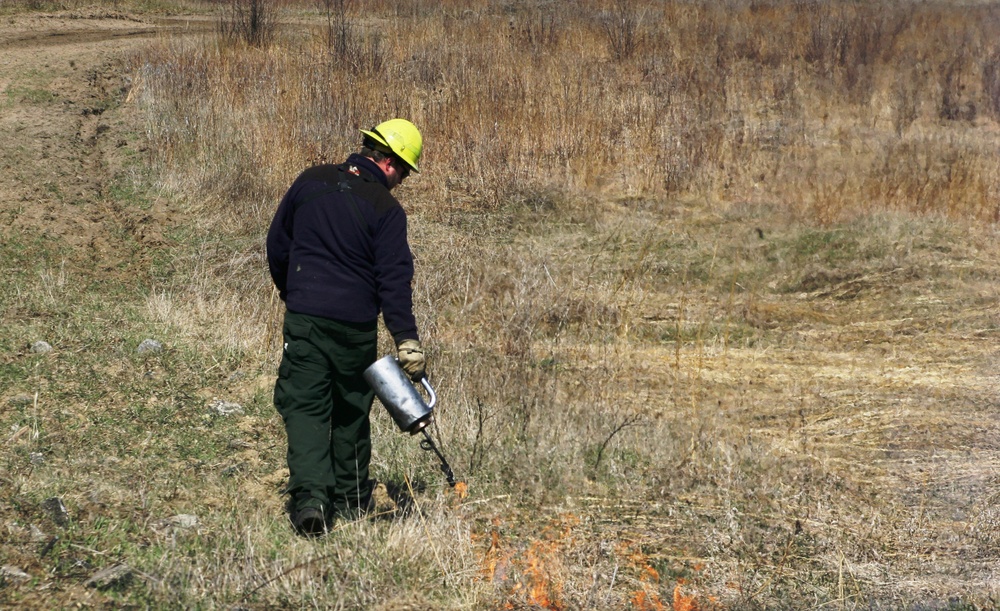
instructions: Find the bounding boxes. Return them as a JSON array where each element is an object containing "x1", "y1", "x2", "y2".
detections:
[{"x1": 292, "y1": 499, "x2": 327, "y2": 537}]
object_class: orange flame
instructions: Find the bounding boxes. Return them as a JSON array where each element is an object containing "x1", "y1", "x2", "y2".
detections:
[
  {"x1": 482, "y1": 529, "x2": 512, "y2": 583},
  {"x1": 673, "y1": 585, "x2": 698, "y2": 611},
  {"x1": 631, "y1": 590, "x2": 667, "y2": 610},
  {"x1": 522, "y1": 540, "x2": 564, "y2": 610}
]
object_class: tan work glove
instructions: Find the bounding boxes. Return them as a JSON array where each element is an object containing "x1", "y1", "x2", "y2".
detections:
[{"x1": 397, "y1": 339, "x2": 426, "y2": 381}]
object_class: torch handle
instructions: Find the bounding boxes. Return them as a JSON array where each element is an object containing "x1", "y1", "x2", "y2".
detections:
[{"x1": 419, "y1": 376, "x2": 436, "y2": 409}]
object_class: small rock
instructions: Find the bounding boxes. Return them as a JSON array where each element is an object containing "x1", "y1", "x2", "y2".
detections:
[
  {"x1": 30, "y1": 525, "x2": 47, "y2": 543},
  {"x1": 1, "y1": 565, "x2": 30, "y2": 581},
  {"x1": 42, "y1": 497, "x2": 69, "y2": 526},
  {"x1": 84, "y1": 563, "x2": 132, "y2": 590},
  {"x1": 136, "y1": 339, "x2": 162, "y2": 354},
  {"x1": 8, "y1": 395, "x2": 33, "y2": 406},
  {"x1": 152, "y1": 514, "x2": 199, "y2": 533},
  {"x1": 31, "y1": 341, "x2": 52, "y2": 353},
  {"x1": 209, "y1": 399, "x2": 244, "y2": 416},
  {"x1": 169, "y1": 514, "x2": 199, "y2": 529}
]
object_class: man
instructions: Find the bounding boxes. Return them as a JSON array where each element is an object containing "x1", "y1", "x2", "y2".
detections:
[{"x1": 266, "y1": 118, "x2": 427, "y2": 537}]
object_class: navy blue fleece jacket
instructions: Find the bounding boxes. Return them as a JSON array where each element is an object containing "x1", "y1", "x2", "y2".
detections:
[{"x1": 266, "y1": 154, "x2": 418, "y2": 344}]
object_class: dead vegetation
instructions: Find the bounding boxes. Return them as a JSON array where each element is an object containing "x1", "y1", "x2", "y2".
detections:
[{"x1": 2, "y1": 1, "x2": 1000, "y2": 609}]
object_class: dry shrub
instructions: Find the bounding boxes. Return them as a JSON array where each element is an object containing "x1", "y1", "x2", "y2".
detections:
[
  {"x1": 317, "y1": 0, "x2": 385, "y2": 75},
  {"x1": 218, "y1": 0, "x2": 277, "y2": 48},
  {"x1": 984, "y1": 47, "x2": 1000, "y2": 120},
  {"x1": 864, "y1": 136, "x2": 1000, "y2": 222},
  {"x1": 800, "y1": 1, "x2": 912, "y2": 104},
  {"x1": 599, "y1": 0, "x2": 644, "y2": 62}
]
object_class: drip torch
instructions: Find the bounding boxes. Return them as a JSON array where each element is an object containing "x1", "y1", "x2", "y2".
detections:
[{"x1": 363, "y1": 355, "x2": 456, "y2": 487}]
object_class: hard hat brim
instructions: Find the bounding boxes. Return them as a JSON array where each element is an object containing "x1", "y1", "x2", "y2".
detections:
[{"x1": 360, "y1": 126, "x2": 420, "y2": 173}]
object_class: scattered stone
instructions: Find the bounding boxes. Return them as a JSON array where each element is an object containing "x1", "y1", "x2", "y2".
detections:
[
  {"x1": 152, "y1": 514, "x2": 199, "y2": 533},
  {"x1": 29, "y1": 452, "x2": 45, "y2": 465},
  {"x1": 29, "y1": 525, "x2": 47, "y2": 543},
  {"x1": 209, "y1": 399, "x2": 244, "y2": 417},
  {"x1": 169, "y1": 514, "x2": 199, "y2": 529},
  {"x1": 30, "y1": 341, "x2": 52, "y2": 353},
  {"x1": 1, "y1": 565, "x2": 30, "y2": 581},
  {"x1": 8, "y1": 395, "x2": 33, "y2": 406},
  {"x1": 136, "y1": 339, "x2": 162, "y2": 354},
  {"x1": 84, "y1": 563, "x2": 132, "y2": 591},
  {"x1": 42, "y1": 497, "x2": 69, "y2": 526}
]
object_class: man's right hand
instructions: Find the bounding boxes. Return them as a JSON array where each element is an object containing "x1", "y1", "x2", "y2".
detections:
[{"x1": 397, "y1": 339, "x2": 426, "y2": 380}]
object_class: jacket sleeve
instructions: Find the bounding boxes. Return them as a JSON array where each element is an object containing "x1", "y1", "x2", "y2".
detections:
[
  {"x1": 266, "y1": 186, "x2": 296, "y2": 300},
  {"x1": 373, "y1": 205, "x2": 419, "y2": 344}
]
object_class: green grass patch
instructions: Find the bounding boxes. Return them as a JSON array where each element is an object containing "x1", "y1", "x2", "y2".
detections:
[{"x1": 5, "y1": 86, "x2": 57, "y2": 105}]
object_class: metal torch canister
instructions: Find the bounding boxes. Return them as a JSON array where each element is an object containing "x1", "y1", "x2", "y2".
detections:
[
  {"x1": 363, "y1": 354, "x2": 436, "y2": 434},
  {"x1": 363, "y1": 355, "x2": 456, "y2": 487}
]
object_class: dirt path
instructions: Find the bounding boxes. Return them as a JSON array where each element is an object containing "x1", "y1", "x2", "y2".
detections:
[{"x1": 0, "y1": 9, "x2": 208, "y2": 274}]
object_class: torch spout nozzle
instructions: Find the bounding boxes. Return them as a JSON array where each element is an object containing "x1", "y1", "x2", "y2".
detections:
[{"x1": 420, "y1": 428, "x2": 456, "y2": 487}]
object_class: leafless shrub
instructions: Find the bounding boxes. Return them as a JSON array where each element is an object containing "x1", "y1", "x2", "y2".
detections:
[
  {"x1": 319, "y1": 0, "x2": 384, "y2": 75},
  {"x1": 506, "y1": 3, "x2": 562, "y2": 55},
  {"x1": 984, "y1": 48, "x2": 1000, "y2": 120},
  {"x1": 939, "y1": 37, "x2": 978, "y2": 122},
  {"x1": 599, "y1": 0, "x2": 643, "y2": 61},
  {"x1": 803, "y1": 2, "x2": 911, "y2": 104},
  {"x1": 218, "y1": 0, "x2": 276, "y2": 48}
]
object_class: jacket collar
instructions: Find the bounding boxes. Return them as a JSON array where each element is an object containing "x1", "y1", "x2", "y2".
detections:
[{"x1": 344, "y1": 153, "x2": 389, "y2": 188}]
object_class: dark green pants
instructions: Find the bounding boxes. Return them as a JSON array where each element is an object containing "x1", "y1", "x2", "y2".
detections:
[{"x1": 274, "y1": 310, "x2": 377, "y2": 513}]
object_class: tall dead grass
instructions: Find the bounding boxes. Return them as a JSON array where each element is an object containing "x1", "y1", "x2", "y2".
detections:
[
  {"x1": 117, "y1": 0, "x2": 1000, "y2": 607},
  {"x1": 131, "y1": 0, "x2": 1000, "y2": 224}
]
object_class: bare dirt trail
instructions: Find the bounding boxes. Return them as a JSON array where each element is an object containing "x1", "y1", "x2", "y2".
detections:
[
  {"x1": 0, "y1": 9, "x2": 209, "y2": 274},
  {"x1": 0, "y1": 11, "x2": 188, "y2": 606}
]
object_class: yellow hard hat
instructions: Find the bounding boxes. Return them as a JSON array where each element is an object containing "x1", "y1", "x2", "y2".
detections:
[{"x1": 360, "y1": 119, "x2": 422, "y2": 173}]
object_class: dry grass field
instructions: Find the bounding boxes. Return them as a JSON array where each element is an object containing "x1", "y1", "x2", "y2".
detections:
[{"x1": 2, "y1": 0, "x2": 1000, "y2": 609}]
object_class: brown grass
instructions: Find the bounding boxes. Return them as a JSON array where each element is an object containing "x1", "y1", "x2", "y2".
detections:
[
  {"x1": 131, "y1": 0, "x2": 1000, "y2": 225},
  {"x1": 4, "y1": 0, "x2": 1000, "y2": 609},
  {"x1": 120, "y1": 1, "x2": 1000, "y2": 603}
]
